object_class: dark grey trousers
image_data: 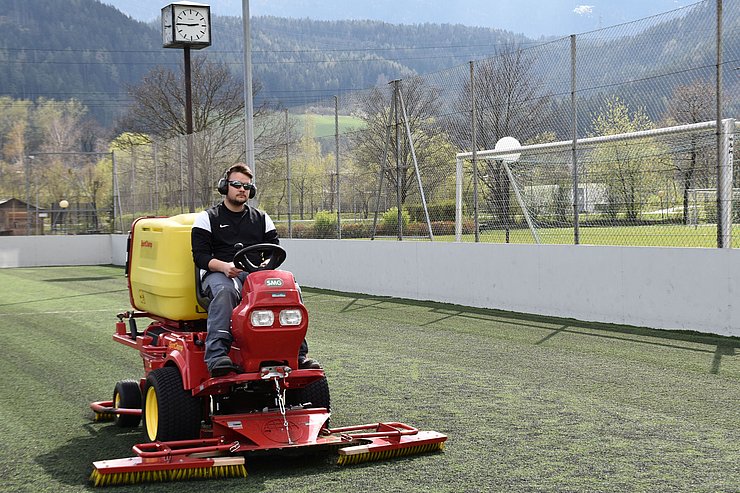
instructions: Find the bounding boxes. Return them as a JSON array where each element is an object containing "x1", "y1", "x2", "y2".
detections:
[{"x1": 202, "y1": 271, "x2": 308, "y2": 370}]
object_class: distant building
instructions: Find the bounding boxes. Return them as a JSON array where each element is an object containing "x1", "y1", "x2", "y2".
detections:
[
  {"x1": 523, "y1": 183, "x2": 608, "y2": 213},
  {"x1": 0, "y1": 198, "x2": 46, "y2": 235}
]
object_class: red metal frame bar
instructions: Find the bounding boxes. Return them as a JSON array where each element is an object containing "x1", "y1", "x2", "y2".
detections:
[{"x1": 90, "y1": 400, "x2": 142, "y2": 416}]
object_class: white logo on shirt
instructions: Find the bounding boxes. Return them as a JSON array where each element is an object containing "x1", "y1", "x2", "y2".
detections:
[{"x1": 219, "y1": 224, "x2": 229, "y2": 228}]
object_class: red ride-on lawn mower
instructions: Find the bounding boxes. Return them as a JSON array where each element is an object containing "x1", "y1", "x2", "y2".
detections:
[{"x1": 89, "y1": 215, "x2": 446, "y2": 487}]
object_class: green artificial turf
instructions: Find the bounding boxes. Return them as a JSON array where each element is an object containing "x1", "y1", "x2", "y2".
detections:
[{"x1": 0, "y1": 265, "x2": 738, "y2": 492}]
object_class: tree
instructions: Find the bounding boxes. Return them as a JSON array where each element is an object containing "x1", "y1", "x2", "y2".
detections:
[
  {"x1": 28, "y1": 99, "x2": 101, "y2": 225},
  {"x1": 590, "y1": 96, "x2": 668, "y2": 221},
  {"x1": 449, "y1": 44, "x2": 553, "y2": 230},
  {"x1": 663, "y1": 80, "x2": 715, "y2": 224},
  {"x1": 292, "y1": 120, "x2": 332, "y2": 219},
  {"x1": 31, "y1": 98, "x2": 89, "y2": 153},
  {"x1": 120, "y1": 56, "x2": 288, "y2": 209},
  {"x1": 0, "y1": 98, "x2": 32, "y2": 200},
  {"x1": 120, "y1": 57, "x2": 244, "y2": 139},
  {"x1": 350, "y1": 77, "x2": 453, "y2": 214}
]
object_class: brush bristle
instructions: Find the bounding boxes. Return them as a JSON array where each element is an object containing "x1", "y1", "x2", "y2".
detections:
[
  {"x1": 337, "y1": 442, "x2": 444, "y2": 466},
  {"x1": 93, "y1": 412, "x2": 114, "y2": 422},
  {"x1": 89, "y1": 464, "x2": 247, "y2": 487}
]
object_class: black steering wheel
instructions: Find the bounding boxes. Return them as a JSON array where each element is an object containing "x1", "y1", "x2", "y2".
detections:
[{"x1": 233, "y1": 243, "x2": 287, "y2": 273}]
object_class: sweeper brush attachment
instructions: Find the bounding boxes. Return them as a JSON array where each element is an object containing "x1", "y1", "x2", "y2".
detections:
[
  {"x1": 89, "y1": 439, "x2": 248, "y2": 487},
  {"x1": 92, "y1": 411, "x2": 114, "y2": 422},
  {"x1": 332, "y1": 423, "x2": 447, "y2": 466},
  {"x1": 89, "y1": 458, "x2": 247, "y2": 487},
  {"x1": 338, "y1": 440, "x2": 445, "y2": 465}
]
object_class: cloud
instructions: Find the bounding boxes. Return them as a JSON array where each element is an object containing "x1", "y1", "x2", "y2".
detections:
[{"x1": 573, "y1": 5, "x2": 594, "y2": 15}]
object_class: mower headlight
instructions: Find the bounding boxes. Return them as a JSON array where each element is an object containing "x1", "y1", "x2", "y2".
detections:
[
  {"x1": 250, "y1": 310, "x2": 274, "y2": 327},
  {"x1": 279, "y1": 309, "x2": 302, "y2": 326}
]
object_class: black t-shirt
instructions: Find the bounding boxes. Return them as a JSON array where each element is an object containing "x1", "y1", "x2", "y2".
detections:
[{"x1": 191, "y1": 202, "x2": 279, "y2": 271}]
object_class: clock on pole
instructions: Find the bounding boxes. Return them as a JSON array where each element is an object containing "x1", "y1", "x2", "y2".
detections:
[
  {"x1": 161, "y1": 2, "x2": 211, "y2": 212},
  {"x1": 162, "y1": 2, "x2": 211, "y2": 49}
]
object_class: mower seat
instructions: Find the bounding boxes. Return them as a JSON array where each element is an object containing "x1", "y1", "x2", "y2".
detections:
[{"x1": 195, "y1": 267, "x2": 210, "y2": 312}]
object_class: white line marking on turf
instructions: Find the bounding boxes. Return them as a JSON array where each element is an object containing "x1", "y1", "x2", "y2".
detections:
[{"x1": 0, "y1": 309, "x2": 113, "y2": 316}]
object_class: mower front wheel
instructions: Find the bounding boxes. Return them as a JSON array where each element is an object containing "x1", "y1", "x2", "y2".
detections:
[
  {"x1": 113, "y1": 379, "x2": 142, "y2": 428},
  {"x1": 143, "y1": 366, "x2": 201, "y2": 442},
  {"x1": 288, "y1": 376, "x2": 331, "y2": 412}
]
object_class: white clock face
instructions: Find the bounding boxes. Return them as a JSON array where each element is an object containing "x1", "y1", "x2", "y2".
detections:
[{"x1": 175, "y1": 8, "x2": 208, "y2": 42}]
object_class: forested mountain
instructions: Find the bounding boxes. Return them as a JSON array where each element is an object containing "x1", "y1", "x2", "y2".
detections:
[
  {"x1": 213, "y1": 16, "x2": 528, "y2": 105},
  {"x1": 0, "y1": 0, "x2": 736, "y2": 127},
  {"x1": 0, "y1": 0, "x2": 526, "y2": 124},
  {"x1": 0, "y1": 0, "x2": 171, "y2": 124}
]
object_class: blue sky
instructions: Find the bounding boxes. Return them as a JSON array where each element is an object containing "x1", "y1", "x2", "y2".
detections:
[{"x1": 107, "y1": 0, "x2": 689, "y2": 38}]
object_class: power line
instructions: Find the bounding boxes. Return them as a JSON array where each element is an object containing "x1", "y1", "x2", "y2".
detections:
[{"x1": 0, "y1": 40, "x2": 532, "y2": 55}]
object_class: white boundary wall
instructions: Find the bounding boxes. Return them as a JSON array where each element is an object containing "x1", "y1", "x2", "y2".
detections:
[
  {"x1": 0, "y1": 235, "x2": 116, "y2": 267},
  {"x1": 1, "y1": 235, "x2": 738, "y2": 337}
]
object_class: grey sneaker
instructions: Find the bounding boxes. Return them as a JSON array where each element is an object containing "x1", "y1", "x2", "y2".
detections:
[
  {"x1": 209, "y1": 355, "x2": 238, "y2": 377},
  {"x1": 298, "y1": 358, "x2": 322, "y2": 369}
]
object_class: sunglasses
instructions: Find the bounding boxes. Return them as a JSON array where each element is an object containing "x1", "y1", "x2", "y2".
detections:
[{"x1": 228, "y1": 180, "x2": 253, "y2": 190}]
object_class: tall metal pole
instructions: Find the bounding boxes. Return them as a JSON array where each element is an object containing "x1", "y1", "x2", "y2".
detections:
[
  {"x1": 398, "y1": 88, "x2": 433, "y2": 241},
  {"x1": 184, "y1": 46, "x2": 195, "y2": 212},
  {"x1": 715, "y1": 0, "x2": 725, "y2": 248},
  {"x1": 24, "y1": 154, "x2": 30, "y2": 234},
  {"x1": 571, "y1": 34, "x2": 580, "y2": 245},
  {"x1": 335, "y1": 95, "x2": 341, "y2": 239},
  {"x1": 153, "y1": 143, "x2": 159, "y2": 213},
  {"x1": 371, "y1": 86, "x2": 396, "y2": 240},
  {"x1": 242, "y1": 0, "x2": 256, "y2": 188},
  {"x1": 470, "y1": 61, "x2": 479, "y2": 242},
  {"x1": 718, "y1": 119, "x2": 734, "y2": 248},
  {"x1": 394, "y1": 80, "x2": 403, "y2": 241},
  {"x1": 111, "y1": 150, "x2": 117, "y2": 232},
  {"x1": 285, "y1": 109, "x2": 292, "y2": 238}
]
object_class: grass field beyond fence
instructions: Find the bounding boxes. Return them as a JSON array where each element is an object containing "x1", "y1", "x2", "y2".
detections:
[{"x1": 0, "y1": 266, "x2": 739, "y2": 492}]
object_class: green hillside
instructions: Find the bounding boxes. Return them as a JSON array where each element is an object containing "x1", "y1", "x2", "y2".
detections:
[
  {"x1": 294, "y1": 114, "x2": 366, "y2": 138},
  {"x1": 0, "y1": 0, "x2": 736, "y2": 127}
]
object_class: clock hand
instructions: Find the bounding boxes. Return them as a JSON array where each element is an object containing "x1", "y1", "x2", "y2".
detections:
[{"x1": 176, "y1": 22, "x2": 201, "y2": 26}]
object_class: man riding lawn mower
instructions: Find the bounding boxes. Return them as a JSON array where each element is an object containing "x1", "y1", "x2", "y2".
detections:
[{"x1": 88, "y1": 214, "x2": 446, "y2": 486}]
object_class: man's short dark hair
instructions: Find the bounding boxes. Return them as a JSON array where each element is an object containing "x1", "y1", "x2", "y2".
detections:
[{"x1": 225, "y1": 163, "x2": 253, "y2": 180}]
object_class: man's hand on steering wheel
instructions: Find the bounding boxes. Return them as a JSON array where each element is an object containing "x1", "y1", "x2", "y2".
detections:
[{"x1": 233, "y1": 244, "x2": 287, "y2": 273}]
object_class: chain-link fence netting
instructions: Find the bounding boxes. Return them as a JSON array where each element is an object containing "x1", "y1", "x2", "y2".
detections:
[
  {"x1": 7, "y1": 0, "x2": 737, "y2": 248},
  {"x1": 459, "y1": 121, "x2": 733, "y2": 247}
]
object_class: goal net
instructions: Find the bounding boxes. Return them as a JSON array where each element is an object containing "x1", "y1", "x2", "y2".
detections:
[{"x1": 456, "y1": 120, "x2": 733, "y2": 247}]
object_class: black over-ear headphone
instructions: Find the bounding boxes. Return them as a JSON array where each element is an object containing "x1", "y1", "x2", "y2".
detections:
[{"x1": 217, "y1": 167, "x2": 256, "y2": 198}]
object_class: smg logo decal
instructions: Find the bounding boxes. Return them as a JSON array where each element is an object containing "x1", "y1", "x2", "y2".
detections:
[{"x1": 265, "y1": 278, "x2": 283, "y2": 287}]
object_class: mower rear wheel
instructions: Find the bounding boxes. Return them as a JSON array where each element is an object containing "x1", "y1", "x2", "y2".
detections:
[
  {"x1": 113, "y1": 379, "x2": 142, "y2": 428},
  {"x1": 143, "y1": 366, "x2": 201, "y2": 442}
]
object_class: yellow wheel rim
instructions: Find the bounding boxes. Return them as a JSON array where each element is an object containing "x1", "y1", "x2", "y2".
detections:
[
  {"x1": 113, "y1": 392, "x2": 121, "y2": 419},
  {"x1": 145, "y1": 386, "x2": 159, "y2": 441}
]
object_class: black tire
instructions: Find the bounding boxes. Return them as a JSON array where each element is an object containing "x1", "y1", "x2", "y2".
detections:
[
  {"x1": 143, "y1": 366, "x2": 201, "y2": 442},
  {"x1": 113, "y1": 379, "x2": 142, "y2": 428},
  {"x1": 288, "y1": 376, "x2": 331, "y2": 412}
]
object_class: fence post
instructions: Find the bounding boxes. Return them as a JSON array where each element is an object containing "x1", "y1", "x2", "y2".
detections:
[
  {"x1": 153, "y1": 143, "x2": 159, "y2": 214},
  {"x1": 24, "y1": 154, "x2": 30, "y2": 235},
  {"x1": 571, "y1": 34, "x2": 580, "y2": 245},
  {"x1": 715, "y1": 0, "x2": 725, "y2": 247},
  {"x1": 285, "y1": 109, "x2": 292, "y2": 238},
  {"x1": 718, "y1": 118, "x2": 734, "y2": 248},
  {"x1": 394, "y1": 80, "x2": 403, "y2": 241},
  {"x1": 470, "y1": 60, "x2": 479, "y2": 242},
  {"x1": 111, "y1": 151, "x2": 119, "y2": 233},
  {"x1": 455, "y1": 157, "x2": 463, "y2": 242},
  {"x1": 335, "y1": 95, "x2": 341, "y2": 239}
]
